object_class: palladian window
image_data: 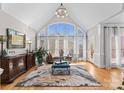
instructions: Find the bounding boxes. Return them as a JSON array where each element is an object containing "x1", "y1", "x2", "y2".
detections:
[{"x1": 37, "y1": 23, "x2": 86, "y2": 61}]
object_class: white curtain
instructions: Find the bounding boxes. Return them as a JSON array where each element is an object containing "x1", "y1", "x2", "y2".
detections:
[
  {"x1": 115, "y1": 27, "x2": 121, "y2": 67},
  {"x1": 104, "y1": 27, "x2": 112, "y2": 68},
  {"x1": 104, "y1": 26, "x2": 121, "y2": 68}
]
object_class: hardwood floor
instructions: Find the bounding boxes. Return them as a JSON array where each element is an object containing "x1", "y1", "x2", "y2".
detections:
[{"x1": 0, "y1": 61, "x2": 123, "y2": 90}]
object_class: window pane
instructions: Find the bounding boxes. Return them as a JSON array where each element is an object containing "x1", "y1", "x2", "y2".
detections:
[
  {"x1": 48, "y1": 24, "x2": 56, "y2": 36},
  {"x1": 39, "y1": 28, "x2": 46, "y2": 36},
  {"x1": 48, "y1": 23, "x2": 74, "y2": 36},
  {"x1": 78, "y1": 37, "x2": 83, "y2": 58},
  {"x1": 49, "y1": 39, "x2": 55, "y2": 56},
  {"x1": 68, "y1": 39, "x2": 73, "y2": 49},
  {"x1": 40, "y1": 40, "x2": 45, "y2": 48},
  {"x1": 77, "y1": 29, "x2": 84, "y2": 36},
  {"x1": 59, "y1": 40, "x2": 64, "y2": 49},
  {"x1": 65, "y1": 24, "x2": 74, "y2": 36},
  {"x1": 111, "y1": 28, "x2": 116, "y2": 64}
]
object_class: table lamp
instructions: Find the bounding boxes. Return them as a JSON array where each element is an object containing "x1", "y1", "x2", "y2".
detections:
[
  {"x1": 0, "y1": 35, "x2": 7, "y2": 58},
  {"x1": 27, "y1": 40, "x2": 32, "y2": 53}
]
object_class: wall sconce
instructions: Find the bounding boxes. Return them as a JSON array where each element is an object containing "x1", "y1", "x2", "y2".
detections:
[
  {"x1": 27, "y1": 40, "x2": 32, "y2": 53},
  {"x1": 0, "y1": 35, "x2": 7, "y2": 58}
]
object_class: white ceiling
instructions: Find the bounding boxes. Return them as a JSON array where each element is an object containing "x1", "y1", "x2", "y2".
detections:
[
  {"x1": 1, "y1": 3, "x2": 122, "y2": 31},
  {"x1": 104, "y1": 11, "x2": 124, "y2": 23}
]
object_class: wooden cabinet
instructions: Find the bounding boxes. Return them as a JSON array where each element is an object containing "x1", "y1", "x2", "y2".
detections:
[
  {"x1": 0, "y1": 54, "x2": 27, "y2": 83},
  {"x1": 0, "y1": 53, "x2": 35, "y2": 84},
  {"x1": 26, "y1": 53, "x2": 35, "y2": 70}
]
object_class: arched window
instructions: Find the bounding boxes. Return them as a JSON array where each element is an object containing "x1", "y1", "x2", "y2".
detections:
[{"x1": 37, "y1": 22, "x2": 86, "y2": 61}]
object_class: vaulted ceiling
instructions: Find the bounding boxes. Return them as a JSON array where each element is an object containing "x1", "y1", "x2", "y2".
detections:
[
  {"x1": 1, "y1": 3, "x2": 123, "y2": 31},
  {"x1": 104, "y1": 10, "x2": 124, "y2": 23}
]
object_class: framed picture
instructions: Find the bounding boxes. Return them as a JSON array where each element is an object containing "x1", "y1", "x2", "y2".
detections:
[{"x1": 7, "y1": 28, "x2": 26, "y2": 49}]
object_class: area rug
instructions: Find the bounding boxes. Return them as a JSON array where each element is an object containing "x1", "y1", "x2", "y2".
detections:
[{"x1": 16, "y1": 65, "x2": 101, "y2": 87}]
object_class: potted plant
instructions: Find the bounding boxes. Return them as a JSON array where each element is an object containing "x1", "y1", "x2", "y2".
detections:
[
  {"x1": 35, "y1": 47, "x2": 48, "y2": 66},
  {"x1": 116, "y1": 78, "x2": 124, "y2": 90}
]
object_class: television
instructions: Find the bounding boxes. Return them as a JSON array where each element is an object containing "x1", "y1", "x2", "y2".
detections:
[{"x1": 7, "y1": 28, "x2": 26, "y2": 49}]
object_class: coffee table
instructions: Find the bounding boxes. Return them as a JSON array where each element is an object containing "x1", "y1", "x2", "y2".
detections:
[{"x1": 51, "y1": 61, "x2": 70, "y2": 75}]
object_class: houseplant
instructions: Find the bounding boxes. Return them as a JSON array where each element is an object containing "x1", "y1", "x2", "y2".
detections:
[
  {"x1": 35, "y1": 47, "x2": 48, "y2": 66},
  {"x1": 116, "y1": 78, "x2": 124, "y2": 90}
]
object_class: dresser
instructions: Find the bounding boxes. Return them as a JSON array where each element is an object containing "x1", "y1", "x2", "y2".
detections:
[{"x1": 0, "y1": 53, "x2": 35, "y2": 83}]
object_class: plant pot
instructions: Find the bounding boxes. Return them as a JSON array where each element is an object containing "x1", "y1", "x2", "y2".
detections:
[
  {"x1": 36, "y1": 56, "x2": 43, "y2": 65},
  {"x1": 37, "y1": 63, "x2": 43, "y2": 67}
]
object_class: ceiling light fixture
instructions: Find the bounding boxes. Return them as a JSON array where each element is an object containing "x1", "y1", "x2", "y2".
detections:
[{"x1": 55, "y1": 3, "x2": 68, "y2": 18}]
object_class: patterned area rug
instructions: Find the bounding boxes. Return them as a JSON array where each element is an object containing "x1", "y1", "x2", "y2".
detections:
[{"x1": 16, "y1": 65, "x2": 101, "y2": 87}]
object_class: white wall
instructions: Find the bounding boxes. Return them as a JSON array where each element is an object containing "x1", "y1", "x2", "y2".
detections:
[
  {"x1": 87, "y1": 25, "x2": 103, "y2": 68},
  {"x1": 87, "y1": 26, "x2": 97, "y2": 64},
  {"x1": 0, "y1": 10, "x2": 36, "y2": 56}
]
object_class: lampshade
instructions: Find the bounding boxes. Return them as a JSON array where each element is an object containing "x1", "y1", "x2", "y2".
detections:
[
  {"x1": 27, "y1": 40, "x2": 32, "y2": 44},
  {"x1": 0, "y1": 35, "x2": 7, "y2": 42}
]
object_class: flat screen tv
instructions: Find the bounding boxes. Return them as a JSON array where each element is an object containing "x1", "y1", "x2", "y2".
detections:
[{"x1": 7, "y1": 28, "x2": 26, "y2": 49}]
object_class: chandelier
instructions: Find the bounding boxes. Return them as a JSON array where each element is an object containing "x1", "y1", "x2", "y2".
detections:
[{"x1": 55, "y1": 3, "x2": 68, "y2": 18}]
